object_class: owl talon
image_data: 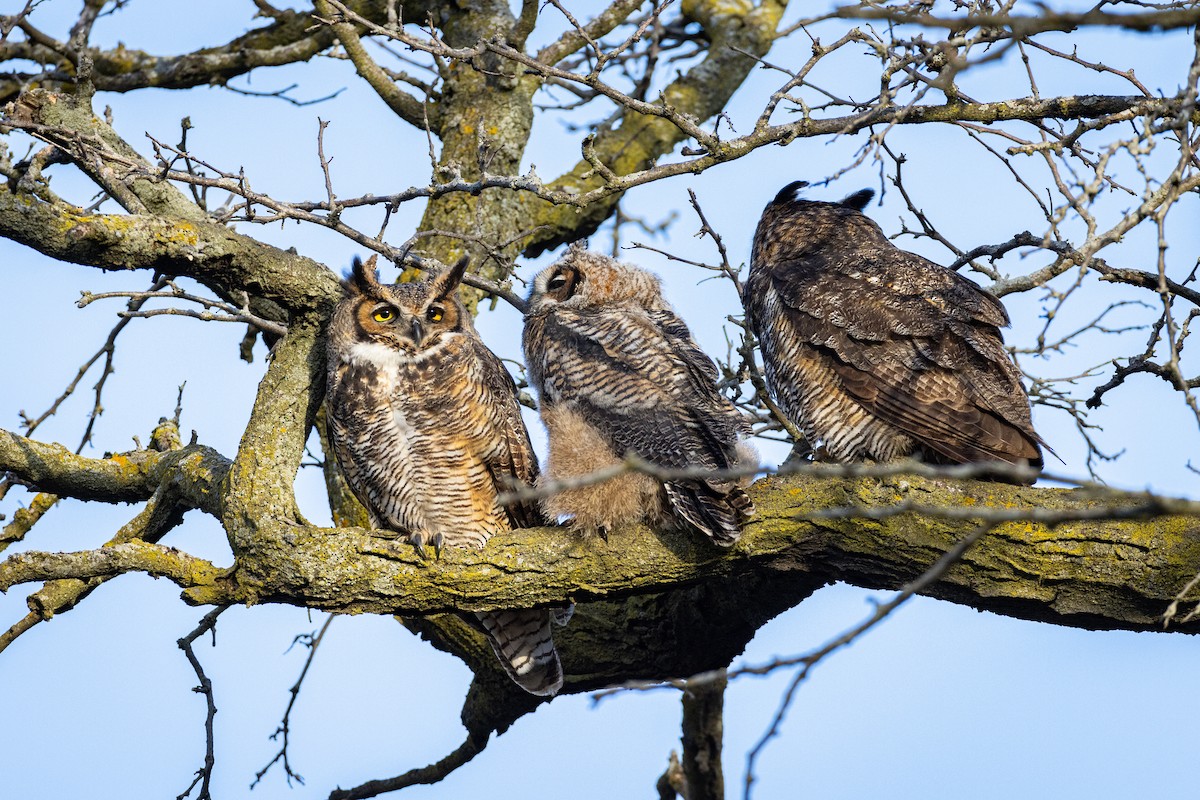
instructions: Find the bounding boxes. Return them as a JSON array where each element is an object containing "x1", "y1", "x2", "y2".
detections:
[
  {"x1": 430, "y1": 532, "x2": 445, "y2": 560},
  {"x1": 409, "y1": 532, "x2": 430, "y2": 560},
  {"x1": 596, "y1": 524, "x2": 609, "y2": 543}
]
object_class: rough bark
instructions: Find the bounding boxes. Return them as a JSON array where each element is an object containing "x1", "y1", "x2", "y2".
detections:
[
  {"x1": 0, "y1": 2, "x2": 415, "y2": 105},
  {"x1": 4, "y1": 432, "x2": 1197, "y2": 635},
  {"x1": 680, "y1": 669, "x2": 726, "y2": 800}
]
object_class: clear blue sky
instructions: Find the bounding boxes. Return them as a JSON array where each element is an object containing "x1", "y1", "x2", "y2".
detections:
[{"x1": 1, "y1": 2, "x2": 1197, "y2": 798}]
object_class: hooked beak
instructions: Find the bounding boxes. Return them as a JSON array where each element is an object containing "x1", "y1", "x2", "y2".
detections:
[{"x1": 410, "y1": 317, "x2": 425, "y2": 345}]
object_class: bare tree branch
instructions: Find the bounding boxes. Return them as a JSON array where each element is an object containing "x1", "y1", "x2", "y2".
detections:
[
  {"x1": 1, "y1": 6, "x2": 338, "y2": 104},
  {"x1": 177, "y1": 606, "x2": 229, "y2": 800},
  {"x1": 326, "y1": 731, "x2": 488, "y2": 800},
  {"x1": 314, "y1": 0, "x2": 438, "y2": 130},
  {"x1": 0, "y1": 540, "x2": 223, "y2": 592},
  {"x1": 252, "y1": 615, "x2": 336, "y2": 790}
]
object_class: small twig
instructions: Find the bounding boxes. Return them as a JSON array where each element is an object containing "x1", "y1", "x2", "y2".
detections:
[
  {"x1": 316, "y1": 118, "x2": 340, "y2": 224},
  {"x1": 1161, "y1": 570, "x2": 1200, "y2": 629},
  {"x1": 0, "y1": 610, "x2": 41, "y2": 657},
  {"x1": 224, "y1": 81, "x2": 345, "y2": 107},
  {"x1": 686, "y1": 188, "x2": 740, "y2": 296},
  {"x1": 77, "y1": 283, "x2": 289, "y2": 337},
  {"x1": 251, "y1": 615, "x2": 337, "y2": 790},
  {"x1": 21, "y1": 276, "x2": 169, "y2": 451},
  {"x1": 176, "y1": 605, "x2": 230, "y2": 800},
  {"x1": 327, "y1": 731, "x2": 489, "y2": 800}
]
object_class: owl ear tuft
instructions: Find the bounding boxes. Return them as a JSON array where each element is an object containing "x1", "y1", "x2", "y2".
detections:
[
  {"x1": 771, "y1": 180, "x2": 809, "y2": 207},
  {"x1": 349, "y1": 255, "x2": 381, "y2": 295},
  {"x1": 840, "y1": 188, "x2": 875, "y2": 211},
  {"x1": 429, "y1": 255, "x2": 469, "y2": 302}
]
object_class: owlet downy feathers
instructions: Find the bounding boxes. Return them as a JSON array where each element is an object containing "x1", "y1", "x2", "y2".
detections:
[{"x1": 523, "y1": 244, "x2": 757, "y2": 546}]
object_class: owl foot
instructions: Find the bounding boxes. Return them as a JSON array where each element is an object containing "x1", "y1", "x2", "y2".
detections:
[
  {"x1": 571, "y1": 521, "x2": 608, "y2": 542},
  {"x1": 408, "y1": 531, "x2": 446, "y2": 560}
]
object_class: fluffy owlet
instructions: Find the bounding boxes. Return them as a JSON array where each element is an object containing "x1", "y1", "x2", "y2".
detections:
[
  {"x1": 745, "y1": 181, "x2": 1045, "y2": 474},
  {"x1": 325, "y1": 255, "x2": 563, "y2": 696},
  {"x1": 523, "y1": 244, "x2": 757, "y2": 546}
]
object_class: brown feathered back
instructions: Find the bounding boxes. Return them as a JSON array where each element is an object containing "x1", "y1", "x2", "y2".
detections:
[{"x1": 745, "y1": 182, "x2": 1045, "y2": 474}]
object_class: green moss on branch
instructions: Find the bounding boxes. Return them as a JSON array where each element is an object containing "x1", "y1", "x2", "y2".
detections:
[
  {"x1": 523, "y1": 0, "x2": 787, "y2": 254},
  {"x1": 0, "y1": 184, "x2": 340, "y2": 314},
  {"x1": 173, "y1": 473, "x2": 1200, "y2": 635},
  {"x1": 0, "y1": 428, "x2": 227, "y2": 513},
  {"x1": 0, "y1": 540, "x2": 223, "y2": 593}
]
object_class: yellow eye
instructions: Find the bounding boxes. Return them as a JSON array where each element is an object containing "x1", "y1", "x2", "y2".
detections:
[
  {"x1": 426, "y1": 306, "x2": 444, "y2": 323},
  {"x1": 372, "y1": 307, "x2": 397, "y2": 323}
]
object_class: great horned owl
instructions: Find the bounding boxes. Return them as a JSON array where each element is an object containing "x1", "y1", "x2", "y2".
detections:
[
  {"x1": 523, "y1": 244, "x2": 757, "y2": 546},
  {"x1": 745, "y1": 181, "x2": 1045, "y2": 474},
  {"x1": 325, "y1": 255, "x2": 563, "y2": 696}
]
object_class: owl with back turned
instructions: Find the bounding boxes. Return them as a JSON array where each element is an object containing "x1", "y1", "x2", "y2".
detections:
[
  {"x1": 523, "y1": 244, "x2": 757, "y2": 547},
  {"x1": 325, "y1": 255, "x2": 563, "y2": 696},
  {"x1": 745, "y1": 181, "x2": 1045, "y2": 475}
]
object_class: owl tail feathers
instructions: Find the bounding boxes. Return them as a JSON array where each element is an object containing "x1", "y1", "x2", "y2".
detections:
[
  {"x1": 475, "y1": 609, "x2": 564, "y2": 697},
  {"x1": 664, "y1": 481, "x2": 755, "y2": 547}
]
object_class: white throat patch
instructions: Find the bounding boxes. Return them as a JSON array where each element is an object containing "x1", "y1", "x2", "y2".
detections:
[{"x1": 346, "y1": 341, "x2": 407, "y2": 371}]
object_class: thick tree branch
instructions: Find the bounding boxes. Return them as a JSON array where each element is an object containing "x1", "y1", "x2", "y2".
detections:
[
  {"x1": 0, "y1": 491, "x2": 55, "y2": 554},
  {"x1": 679, "y1": 669, "x2": 726, "y2": 800},
  {"x1": 523, "y1": 96, "x2": 1199, "y2": 240},
  {"x1": 523, "y1": 0, "x2": 787, "y2": 254},
  {"x1": 0, "y1": 422, "x2": 222, "y2": 655},
  {"x1": 221, "y1": 313, "x2": 324, "y2": 565},
  {"x1": 3, "y1": 87, "x2": 337, "y2": 325},
  {"x1": 314, "y1": 0, "x2": 438, "y2": 131},
  {"x1": 149, "y1": 473, "x2": 1200, "y2": 636},
  {"x1": 0, "y1": 540, "x2": 222, "y2": 592},
  {"x1": 0, "y1": 183, "x2": 339, "y2": 315},
  {"x1": 10, "y1": 88, "x2": 208, "y2": 221},
  {"x1": 811, "y1": 5, "x2": 1200, "y2": 36},
  {"x1": 0, "y1": 4, "x2": 418, "y2": 105},
  {"x1": 0, "y1": 428, "x2": 227, "y2": 513}
]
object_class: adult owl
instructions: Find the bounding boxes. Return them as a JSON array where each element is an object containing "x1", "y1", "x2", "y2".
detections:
[
  {"x1": 325, "y1": 255, "x2": 563, "y2": 696},
  {"x1": 746, "y1": 181, "x2": 1045, "y2": 474},
  {"x1": 523, "y1": 244, "x2": 757, "y2": 547}
]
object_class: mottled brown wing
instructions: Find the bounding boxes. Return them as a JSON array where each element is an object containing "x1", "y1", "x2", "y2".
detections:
[
  {"x1": 647, "y1": 309, "x2": 724, "y2": 389},
  {"x1": 323, "y1": 358, "x2": 391, "y2": 530},
  {"x1": 471, "y1": 339, "x2": 545, "y2": 529},
  {"x1": 767, "y1": 245, "x2": 1043, "y2": 465},
  {"x1": 529, "y1": 307, "x2": 749, "y2": 542},
  {"x1": 533, "y1": 309, "x2": 742, "y2": 468}
]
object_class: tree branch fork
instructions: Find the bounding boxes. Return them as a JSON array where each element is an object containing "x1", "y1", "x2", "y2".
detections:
[
  {"x1": 2, "y1": 4, "x2": 1199, "y2": 708},
  {"x1": 3, "y1": 425, "x2": 1199, "y2": 637}
]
